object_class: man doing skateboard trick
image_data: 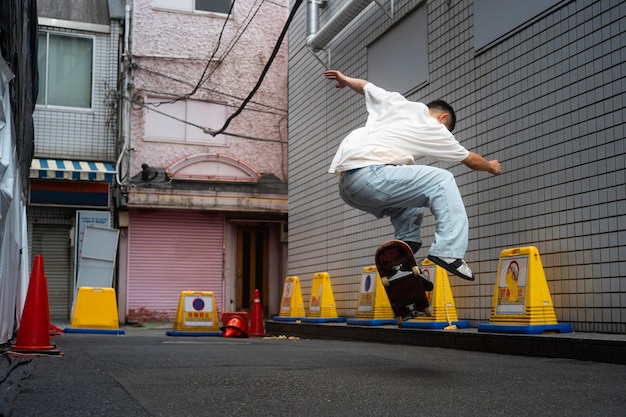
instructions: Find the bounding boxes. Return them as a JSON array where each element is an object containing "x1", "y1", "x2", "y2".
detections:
[{"x1": 325, "y1": 70, "x2": 501, "y2": 281}]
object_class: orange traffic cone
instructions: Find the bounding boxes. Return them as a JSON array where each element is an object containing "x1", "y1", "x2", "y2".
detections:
[
  {"x1": 220, "y1": 312, "x2": 249, "y2": 338},
  {"x1": 11, "y1": 255, "x2": 60, "y2": 355},
  {"x1": 249, "y1": 289, "x2": 266, "y2": 337}
]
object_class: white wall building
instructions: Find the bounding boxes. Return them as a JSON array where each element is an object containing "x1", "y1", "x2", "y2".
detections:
[
  {"x1": 119, "y1": 0, "x2": 290, "y2": 321},
  {"x1": 29, "y1": 0, "x2": 123, "y2": 321}
]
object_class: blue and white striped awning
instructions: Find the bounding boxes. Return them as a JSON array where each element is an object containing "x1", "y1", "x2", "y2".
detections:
[{"x1": 29, "y1": 159, "x2": 116, "y2": 182}]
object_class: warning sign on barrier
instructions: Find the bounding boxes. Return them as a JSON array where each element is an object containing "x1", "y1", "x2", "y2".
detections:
[
  {"x1": 478, "y1": 246, "x2": 573, "y2": 334},
  {"x1": 347, "y1": 266, "x2": 395, "y2": 326},
  {"x1": 273, "y1": 276, "x2": 306, "y2": 321},
  {"x1": 182, "y1": 295, "x2": 215, "y2": 327},
  {"x1": 166, "y1": 291, "x2": 221, "y2": 336},
  {"x1": 401, "y1": 259, "x2": 469, "y2": 329},
  {"x1": 495, "y1": 257, "x2": 527, "y2": 314},
  {"x1": 303, "y1": 272, "x2": 346, "y2": 323}
]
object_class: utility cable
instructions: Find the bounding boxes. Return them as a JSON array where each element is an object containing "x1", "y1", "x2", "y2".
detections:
[
  {"x1": 206, "y1": 0, "x2": 303, "y2": 137},
  {"x1": 135, "y1": 64, "x2": 287, "y2": 115},
  {"x1": 201, "y1": 0, "x2": 265, "y2": 86},
  {"x1": 150, "y1": 0, "x2": 236, "y2": 106},
  {"x1": 119, "y1": 93, "x2": 284, "y2": 143}
]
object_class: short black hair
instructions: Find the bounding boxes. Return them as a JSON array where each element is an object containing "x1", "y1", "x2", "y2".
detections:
[{"x1": 427, "y1": 99, "x2": 456, "y2": 132}]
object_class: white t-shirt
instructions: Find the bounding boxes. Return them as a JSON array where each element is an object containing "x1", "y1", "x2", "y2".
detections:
[{"x1": 328, "y1": 83, "x2": 470, "y2": 174}]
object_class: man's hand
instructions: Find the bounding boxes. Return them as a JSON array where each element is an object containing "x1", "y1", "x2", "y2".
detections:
[
  {"x1": 488, "y1": 160, "x2": 502, "y2": 175},
  {"x1": 323, "y1": 70, "x2": 348, "y2": 89},
  {"x1": 324, "y1": 70, "x2": 368, "y2": 95}
]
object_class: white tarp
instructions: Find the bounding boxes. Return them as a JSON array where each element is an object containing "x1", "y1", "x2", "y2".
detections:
[{"x1": 0, "y1": 57, "x2": 30, "y2": 344}]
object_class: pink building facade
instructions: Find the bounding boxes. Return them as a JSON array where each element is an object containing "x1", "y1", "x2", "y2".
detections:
[{"x1": 117, "y1": 0, "x2": 289, "y2": 322}]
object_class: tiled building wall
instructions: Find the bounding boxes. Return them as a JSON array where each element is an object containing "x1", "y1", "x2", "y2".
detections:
[
  {"x1": 33, "y1": 23, "x2": 120, "y2": 162},
  {"x1": 287, "y1": 0, "x2": 625, "y2": 332}
]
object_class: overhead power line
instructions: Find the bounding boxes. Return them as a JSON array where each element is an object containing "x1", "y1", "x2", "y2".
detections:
[
  {"x1": 146, "y1": 0, "x2": 268, "y2": 108},
  {"x1": 135, "y1": 64, "x2": 287, "y2": 115},
  {"x1": 206, "y1": 0, "x2": 303, "y2": 137},
  {"x1": 120, "y1": 92, "x2": 285, "y2": 144},
  {"x1": 175, "y1": 0, "x2": 236, "y2": 102}
]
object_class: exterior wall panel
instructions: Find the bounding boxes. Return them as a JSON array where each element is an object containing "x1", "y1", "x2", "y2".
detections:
[{"x1": 33, "y1": 25, "x2": 119, "y2": 161}]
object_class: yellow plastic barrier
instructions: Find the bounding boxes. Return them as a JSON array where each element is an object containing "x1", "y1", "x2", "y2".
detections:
[
  {"x1": 273, "y1": 276, "x2": 306, "y2": 321},
  {"x1": 347, "y1": 266, "x2": 395, "y2": 326},
  {"x1": 402, "y1": 259, "x2": 469, "y2": 329},
  {"x1": 64, "y1": 287, "x2": 125, "y2": 335},
  {"x1": 166, "y1": 291, "x2": 221, "y2": 336},
  {"x1": 303, "y1": 272, "x2": 346, "y2": 323},
  {"x1": 478, "y1": 246, "x2": 572, "y2": 334}
]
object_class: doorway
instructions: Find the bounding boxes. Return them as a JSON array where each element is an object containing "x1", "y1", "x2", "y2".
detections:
[{"x1": 236, "y1": 226, "x2": 269, "y2": 316}]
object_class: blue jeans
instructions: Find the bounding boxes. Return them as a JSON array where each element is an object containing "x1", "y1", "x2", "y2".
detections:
[{"x1": 339, "y1": 165, "x2": 469, "y2": 259}]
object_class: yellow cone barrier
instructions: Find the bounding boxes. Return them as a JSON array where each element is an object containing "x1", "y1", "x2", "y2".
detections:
[
  {"x1": 64, "y1": 287, "x2": 125, "y2": 335},
  {"x1": 478, "y1": 246, "x2": 573, "y2": 334},
  {"x1": 303, "y1": 272, "x2": 346, "y2": 323},
  {"x1": 273, "y1": 276, "x2": 306, "y2": 322},
  {"x1": 401, "y1": 259, "x2": 469, "y2": 329},
  {"x1": 347, "y1": 266, "x2": 396, "y2": 326},
  {"x1": 166, "y1": 291, "x2": 221, "y2": 336}
]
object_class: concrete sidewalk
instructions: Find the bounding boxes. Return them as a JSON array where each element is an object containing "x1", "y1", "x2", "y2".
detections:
[
  {"x1": 32, "y1": 319, "x2": 626, "y2": 365},
  {"x1": 265, "y1": 320, "x2": 626, "y2": 365}
]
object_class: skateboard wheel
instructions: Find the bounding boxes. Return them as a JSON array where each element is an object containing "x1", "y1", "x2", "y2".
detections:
[
  {"x1": 381, "y1": 277, "x2": 390, "y2": 287},
  {"x1": 395, "y1": 316, "x2": 403, "y2": 326},
  {"x1": 424, "y1": 306, "x2": 432, "y2": 317},
  {"x1": 411, "y1": 266, "x2": 421, "y2": 276}
]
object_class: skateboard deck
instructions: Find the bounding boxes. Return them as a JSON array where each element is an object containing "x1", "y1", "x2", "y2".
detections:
[{"x1": 375, "y1": 240, "x2": 432, "y2": 325}]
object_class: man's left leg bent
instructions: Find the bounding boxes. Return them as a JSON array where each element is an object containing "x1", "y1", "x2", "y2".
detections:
[{"x1": 388, "y1": 207, "x2": 424, "y2": 253}]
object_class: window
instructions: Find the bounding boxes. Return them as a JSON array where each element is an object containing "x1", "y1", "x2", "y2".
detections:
[
  {"x1": 153, "y1": 0, "x2": 233, "y2": 14},
  {"x1": 367, "y1": 6, "x2": 428, "y2": 95},
  {"x1": 37, "y1": 32, "x2": 94, "y2": 109},
  {"x1": 474, "y1": 0, "x2": 570, "y2": 51},
  {"x1": 145, "y1": 97, "x2": 227, "y2": 145}
]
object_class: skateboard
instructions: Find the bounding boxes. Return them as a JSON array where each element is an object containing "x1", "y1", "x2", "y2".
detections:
[{"x1": 375, "y1": 240, "x2": 432, "y2": 325}]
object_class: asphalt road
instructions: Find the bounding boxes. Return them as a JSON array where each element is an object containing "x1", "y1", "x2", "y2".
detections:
[{"x1": 7, "y1": 329, "x2": 626, "y2": 416}]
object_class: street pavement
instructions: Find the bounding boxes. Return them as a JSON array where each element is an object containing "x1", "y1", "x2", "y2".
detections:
[{"x1": 3, "y1": 323, "x2": 626, "y2": 417}]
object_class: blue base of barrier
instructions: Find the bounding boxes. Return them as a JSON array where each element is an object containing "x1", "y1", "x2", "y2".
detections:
[
  {"x1": 64, "y1": 327, "x2": 125, "y2": 335},
  {"x1": 477, "y1": 322, "x2": 573, "y2": 334},
  {"x1": 302, "y1": 317, "x2": 347, "y2": 323},
  {"x1": 346, "y1": 318, "x2": 396, "y2": 326},
  {"x1": 272, "y1": 316, "x2": 306, "y2": 322},
  {"x1": 165, "y1": 330, "x2": 222, "y2": 337},
  {"x1": 401, "y1": 320, "x2": 470, "y2": 329}
]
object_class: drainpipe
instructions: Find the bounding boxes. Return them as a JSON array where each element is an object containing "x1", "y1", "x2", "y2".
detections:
[
  {"x1": 116, "y1": 2, "x2": 132, "y2": 189},
  {"x1": 306, "y1": 0, "x2": 325, "y2": 40},
  {"x1": 306, "y1": 0, "x2": 374, "y2": 53}
]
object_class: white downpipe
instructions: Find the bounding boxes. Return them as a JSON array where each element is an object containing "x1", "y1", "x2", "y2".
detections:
[
  {"x1": 116, "y1": 3, "x2": 132, "y2": 187},
  {"x1": 306, "y1": 0, "x2": 324, "y2": 39}
]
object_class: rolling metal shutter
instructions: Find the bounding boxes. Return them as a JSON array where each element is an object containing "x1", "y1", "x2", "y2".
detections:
[
  {"x1": 127, "y1": 209, "x2": 225, "y2": 319},
  {"x1": 31, "y1": 224, "x2": 72, "y2": 320}
]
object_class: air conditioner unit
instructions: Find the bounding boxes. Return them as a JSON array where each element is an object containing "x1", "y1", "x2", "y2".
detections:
[{"x1": 279, "y1": 222, "x2": 288, "y2": 242}]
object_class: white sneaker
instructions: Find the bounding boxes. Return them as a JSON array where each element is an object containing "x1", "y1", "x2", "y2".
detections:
[{"x1": 428, "y1": 256, "x2": 475, "y2": 281}]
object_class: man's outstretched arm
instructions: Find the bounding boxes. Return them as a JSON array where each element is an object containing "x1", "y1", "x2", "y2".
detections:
[
  {"x1": 324, "y1": 70, "x2": 368, "y2": 95},
  {"x1": 463, "y1": 152, "x2": 502, "y2": 175}
]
